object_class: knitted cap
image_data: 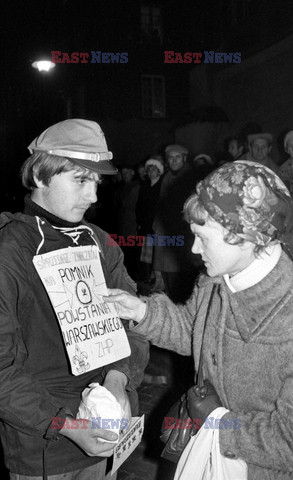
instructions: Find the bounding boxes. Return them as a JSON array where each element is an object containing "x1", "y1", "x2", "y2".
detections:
[{"x1": 145, "y1": 158, "x2": 164, "y2": 175}]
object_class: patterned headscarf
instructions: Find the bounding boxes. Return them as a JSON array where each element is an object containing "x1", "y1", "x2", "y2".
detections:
[{"x1": 196, "y1": 161, "x2": 293, "y2": 253}]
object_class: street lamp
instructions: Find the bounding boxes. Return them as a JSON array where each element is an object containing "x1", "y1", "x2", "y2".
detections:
[
  {"x1": 32, "y1": 60, "x2": 56, "y2": 72},
  {"x1": 32, "y1": 59, "x2": 56, "y2": 127}
]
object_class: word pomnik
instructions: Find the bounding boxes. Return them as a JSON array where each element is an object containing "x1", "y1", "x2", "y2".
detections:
[
  {"x1": 164, "y1": 51, "x2": 241, "y2": 64},
  {"x1": 51, "y1": 51, "x2": 128, "y2": 64}
]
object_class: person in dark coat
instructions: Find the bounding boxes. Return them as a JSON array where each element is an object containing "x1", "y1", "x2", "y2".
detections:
[
  {"x1": 153, "y1": 144, "x2": 201, "y2": 303},
  {"x1": 136, "y1": 156, "x2": 164, "y2": 283}
]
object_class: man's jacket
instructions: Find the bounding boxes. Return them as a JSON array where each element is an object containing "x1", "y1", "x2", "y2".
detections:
[{"x1": 0, "y1": 210, "x2": 149, "y2": 475}]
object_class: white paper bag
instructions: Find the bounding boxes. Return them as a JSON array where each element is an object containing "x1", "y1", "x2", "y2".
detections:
[
  {"x1": 77, "y1": 382, "x2": 125, "y2": 443},
  {"x1": 174, "y1": 407, "x2": 247, "y2": 480}
]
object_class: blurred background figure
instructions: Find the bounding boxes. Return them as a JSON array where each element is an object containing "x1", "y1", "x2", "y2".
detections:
[
  {"x1": 279, "y1": 130, "x2": 293, "y2": 196},
  {"x1": 136, "y1": 155, "x2": 164, "y2": 286},
  {"x1": 227, "y1": 135, "x2": 245, "y2": 160},
  {"x1": 247, "y1": 132, "x2": 279, "y2": 172},
  {"x1": 152, "y1": 144, "x2": 201, "y2": 303},
  {"x1": 214, "y1": 150, "x2": 234, "y2": 168},
  {"x1": 85, "y1": 175, "x2": 119, "y2": 233},
  {"x1": 135, "y1": 161, "x2": 147, "y2": 184},
  {"x1": 192, "y1": 153, "x2": 215, "y2": 183},
  {"x1": 115, "y1": 165, "x2": 140, "y2": 279}
]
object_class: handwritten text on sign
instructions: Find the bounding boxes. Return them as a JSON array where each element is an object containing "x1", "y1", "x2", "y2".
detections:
[
  {"x1": 112, "y1": 415, "x2": 145, "y2": 475},
  {"x1": 33, "y1": 246, "x2": 130, "y2": 375}
]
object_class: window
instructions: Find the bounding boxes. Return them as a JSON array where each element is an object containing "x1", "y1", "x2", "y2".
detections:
[
  {"x1": 231, "y1": 0, "x2": 252, "y2": 25},
  {"x1": 141, "y1": 4, "x2": 163, "y2": 42},
  {"x1": 141, "y1": 75, "x2": 165, "y2": 119}
]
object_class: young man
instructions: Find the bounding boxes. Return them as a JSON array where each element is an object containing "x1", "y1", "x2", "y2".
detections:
[
  {"x1": 0, "y1": 119, "x2": 148, "y2": 480},
  {"x1": 105, "y1": 161, "x2": 293, "y2": 480}
]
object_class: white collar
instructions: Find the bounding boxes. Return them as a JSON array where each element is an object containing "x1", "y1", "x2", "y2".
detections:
[{"x1": 223, "y1": 243, "x2": 282, "y2": 293}]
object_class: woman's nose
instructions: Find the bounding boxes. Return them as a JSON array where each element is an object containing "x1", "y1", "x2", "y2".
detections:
[{"x1": 191, "y1": 237, "x2": 202, "y2": 254}]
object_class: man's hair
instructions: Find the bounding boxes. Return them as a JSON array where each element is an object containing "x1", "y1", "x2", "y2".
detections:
[
  {"x1": 183, "y1": 194, "x2": 267, "y2": 255},
  {"x1": 229, "y1": 136, "x2": 244, "y2": 149},
  {"x1": 21, "y1": 152, "x2": 100, "y2": 190}
]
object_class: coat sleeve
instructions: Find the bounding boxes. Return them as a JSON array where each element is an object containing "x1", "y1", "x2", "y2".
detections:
[
  {"x1": 0, "y1": 236, "x2": 72, "y2": 438},
  {"x1": 219, "y1": 354, "x2": 293, "y2": 473},
  {"x1": 130, "y1": 288, "x2": 199, "y2": 357}
]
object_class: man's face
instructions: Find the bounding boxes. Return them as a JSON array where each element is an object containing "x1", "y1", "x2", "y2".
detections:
[
  {"x1": 121, "y1": 168, "x2": 134, "y2": 183},
  {"x1": 250, "y1": 139, "x2": 271, "y2": 162},
  {"x1": 286, "y1": 140, "x2": 293, "y2": 159},
  {"x1": 190, "y1": 221, "x2": 254, "y2": 277},
  {"x1": 228, "y1": 139, "x2": 243, "y2": 159},
  {"x1": 32, "y1": 169, "x2": 99, "y2": 223},
  {"x1": 137, "y1": 166, "x2": 146, "y2": 181},
  {"x1": 167, "y1": 151, "x2": 186, "y2": 172}
]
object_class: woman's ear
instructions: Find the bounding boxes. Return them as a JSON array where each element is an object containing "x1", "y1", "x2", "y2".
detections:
[{"x1": 239, "y1": 240, "x2": 255, "y2": 253}]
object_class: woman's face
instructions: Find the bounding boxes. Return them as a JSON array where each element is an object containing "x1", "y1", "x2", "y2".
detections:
[
  {"x1": 190, "y1": 221, "x2": 255, "y2": 277},
  {"x1": 147, "y1": 165, "x2": 160, "y2": 181}
]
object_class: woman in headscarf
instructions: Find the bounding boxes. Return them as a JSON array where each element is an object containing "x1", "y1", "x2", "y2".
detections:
[{"x1": 105, "y1": 160, "x2": 293, "y2": 480}]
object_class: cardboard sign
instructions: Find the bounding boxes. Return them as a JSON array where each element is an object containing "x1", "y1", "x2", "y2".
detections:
[
  {"x1": 33, "y1": 245, "x2": 130, "y2": 375},
  {"x1": 111, "y1": 415, "x2": 145, "y2": 475}
]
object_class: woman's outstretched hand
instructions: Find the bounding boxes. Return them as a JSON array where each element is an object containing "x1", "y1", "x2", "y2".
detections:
[{"x1": 103, "y1": 289, "x2": 147, "y2": 323}]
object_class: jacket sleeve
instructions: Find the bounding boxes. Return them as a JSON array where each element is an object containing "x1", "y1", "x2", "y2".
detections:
[
  {"x1": 0, "y1": 237, "x2": 73, "y2": 438},
  {"x1": 130, "y1": 288, "x2": 199, "y2": 356}
]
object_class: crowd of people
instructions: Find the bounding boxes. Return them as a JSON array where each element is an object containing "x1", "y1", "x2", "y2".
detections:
[
  {"x1": 0, "y1": 117, "x2": 293, "y2": 480},
  {"x1": 85, "y1": 125, "x2": 293, "y2": 305}
]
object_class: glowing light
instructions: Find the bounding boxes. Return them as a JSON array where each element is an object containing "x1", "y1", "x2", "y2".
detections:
[{"x1": 32, "y1": 60, "x2": 56, "y2": 72}]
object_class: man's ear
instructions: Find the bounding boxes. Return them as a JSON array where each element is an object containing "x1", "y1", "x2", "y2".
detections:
[
  {"x1": 33, "y1": 174, "x2": 46, "y2": 189},
  {"x1": 268, "y1": 145, "x2": 272, "y2": 153}
]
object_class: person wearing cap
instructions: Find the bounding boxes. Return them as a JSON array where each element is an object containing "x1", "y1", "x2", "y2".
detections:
[
  {"x1": 104, "y1": 160, "x2": 293, "y2": 480},
  {"x1": 136, "y1": 156, "x2": 164, "y2": 284},
  {"x1": 0, "y1": 119, "x2": 149, "y2": 480},
  {"x1": 152, "y1": 144, "x2": 198, "y2": 302},
  {"x1": 247, "y1": 132, "x2": 279, "y2": 172},
  {"x1": 279, "y1": 130, "x2": 293, "y2": 196}
]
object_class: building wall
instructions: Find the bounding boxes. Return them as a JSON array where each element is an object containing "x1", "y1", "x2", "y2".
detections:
[{"x1": 188, "y1": 34, "x2": 293, "y2": 162}]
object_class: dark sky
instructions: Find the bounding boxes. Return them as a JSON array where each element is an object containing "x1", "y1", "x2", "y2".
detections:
[{"x1": 1, "y1": 0, "x2": 293, "y2": 205}]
